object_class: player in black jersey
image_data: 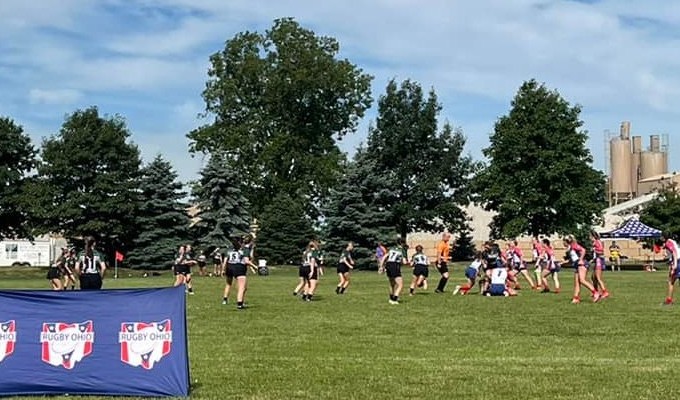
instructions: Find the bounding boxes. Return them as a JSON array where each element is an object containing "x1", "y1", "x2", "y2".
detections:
[{"x1": 222, "y1": 237, "x2": 248, "y2": 309}]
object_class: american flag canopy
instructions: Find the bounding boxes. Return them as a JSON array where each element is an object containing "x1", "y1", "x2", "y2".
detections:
[{"x1": 600, "y1": 218, "x2": 662, "y2": 239}]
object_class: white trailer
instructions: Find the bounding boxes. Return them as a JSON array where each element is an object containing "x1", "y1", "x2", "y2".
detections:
[{"x1": 0, "y1": 238, "x2": 54, "y2": 267}]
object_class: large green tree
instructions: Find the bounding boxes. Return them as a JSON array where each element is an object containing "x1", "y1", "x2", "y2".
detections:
[
  {"x1": 128, "y1": 155, "x2": 189, "y2": 269},
  {"x1": 256, "y1": 193, "x2": 316, "y2": 265},
  {"x1": 322, "y1": 150, "x2": 399, "y2": 269},
  {"x1": 34, "y1": 107, "x2": 142, "y2": 255},
  {"x1": 187, "y1": 18, "x2": 373, "y2": 218},
  {"x1": 640, "y1": 184, "x2": 680, "y2": 236},
  {"x1": 191, "y1": 154, "x2": 251, "y2": 249},
  {"x1": 365, "y1": 79, "x2": 479, "y2": 239},
  {"x1": 475, "y1": 79, "x2": 606, "y2": 238},
  {"x1": 0, "y1": 117, "x2": 37, "y2": 240}
]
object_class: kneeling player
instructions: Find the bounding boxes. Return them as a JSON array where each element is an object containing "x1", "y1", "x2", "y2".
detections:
[{"x1": 486, "y1": 264, "x2": 511, "y2": 297}]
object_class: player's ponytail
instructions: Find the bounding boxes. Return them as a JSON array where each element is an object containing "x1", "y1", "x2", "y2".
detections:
[{"x1": 84, "y1": 236, "x2": 96, "y2": 259}]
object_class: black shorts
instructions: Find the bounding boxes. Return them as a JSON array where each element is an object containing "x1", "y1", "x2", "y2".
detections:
[
  {"x1": 174, "y1": 264, "x2": 190, "y2": 276},
  {"x1": 337, "y1": 263, "x2": 350, "y2": 274},
  {"x1": 299, "y1": 265, "x2": 310, "y2": 278},
  {"x1": 513, "y1": 262, "x2": 526, "y2": 271},
  {"x1": 228, "y1": 263, "x2": 247, "y2": 278},
  {"x1": 385, "y1": 262, "x2": 402, "y2": 279},
  {"x1": 310, "y1": 267, "x2": 319, "y2": 280},
  {"x1": 437, "y1": 262, "x2": 449, "y2": 274},
  {"x1": 413, "y1": 265, "x2": 429, "y2": 277},
  {"x1": 46, "y1": 268, "x2": 61, "y2": 280},
  {"x1": 80, "y1": 274, "x2": 102, "y2": 290}
]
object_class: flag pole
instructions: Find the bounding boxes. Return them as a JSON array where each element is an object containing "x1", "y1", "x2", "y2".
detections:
[{"x1": 115, "y1": 258, "x2": 118, "y2": 279}]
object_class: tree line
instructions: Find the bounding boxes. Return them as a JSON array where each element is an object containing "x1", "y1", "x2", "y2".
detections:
[{"x1": 6, "y1": 17, "x2": 659, "y2": 269}]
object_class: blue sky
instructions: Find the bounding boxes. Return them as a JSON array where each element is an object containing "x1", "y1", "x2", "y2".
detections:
[{"x1": 2, "y1": 0, "x2": 679, "y2": 184}]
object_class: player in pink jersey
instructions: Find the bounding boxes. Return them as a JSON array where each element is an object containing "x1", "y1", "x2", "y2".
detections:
[
  {"x1": 564, "y1": 235, "x2": 600, "y2": 304},
  {"x1": 590, "y1": 231, "x2": 610, "y2": 299},
  {"x1": 539, "y1": 238, "x2": 561, "y2": 293},
  {"x1": 662, "y1": 232, "x2": 680, "y2": 305},
  {"x1": 508, "y1": 240, "x2": 536, "y2": 290},
  {"x1": 532, "y1": 236, "x2": 544, "y2": 288}
]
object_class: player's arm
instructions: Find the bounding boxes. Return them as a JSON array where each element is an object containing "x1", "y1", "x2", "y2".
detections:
[
  {"x1": 309, "y1": 257, "x2": 316, "y2": 279},
  {"x1": 378, "y1": 253, "x2": 388, "y2": 273},
  {"x1": 578, "y1": 246, "x2": 586, "y2": 266}
]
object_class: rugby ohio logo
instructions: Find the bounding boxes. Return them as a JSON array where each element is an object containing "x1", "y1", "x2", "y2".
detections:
[
  {"x1": 40, "y1": 321, "x2": 94, "y2": 369},
  {"x1": 119, "y1": 320, "x2": 172, "y2": 369},
  {"x1": 0, "y1": 320, "x2": 16, "y2": 363}
]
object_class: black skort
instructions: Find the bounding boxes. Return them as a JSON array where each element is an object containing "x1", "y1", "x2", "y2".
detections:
[
  {"x1": 227, "y1": 263, "x2": 247, "y2": 278},
  {"x1": 337, "y1": 262, "x2": 350, "y2": 274},
  {"x1": 80, "y1": 273, "x2": 102, "y2": 290},
  {"x1": 413, "y1": 265, "x2": 429, "y2": 277},
  {"x1": 46, "y1": 268, "x2": 61, "y2": 280},
  {"x1": 174, "y1": 264, "x2": 190, "y2": 276},
  {"x1": 385, "y1": 262, "x2": 402, "y2": 279}
]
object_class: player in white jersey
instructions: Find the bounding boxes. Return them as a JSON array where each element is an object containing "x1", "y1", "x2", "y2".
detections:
[
  {"x1": 453, "y1": 251, "x2": 483, "y2": 295},
  {"x1": 408, "y1": 245, "x2": 429, "y2": 296},
  {"x1": 486, "y1": 264, "x2": 511, "y2": 297}
]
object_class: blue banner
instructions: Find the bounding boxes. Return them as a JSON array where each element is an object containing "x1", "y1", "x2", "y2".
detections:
[{"x1": 0, "y1": 286, "x2": 189, "y2": 397}]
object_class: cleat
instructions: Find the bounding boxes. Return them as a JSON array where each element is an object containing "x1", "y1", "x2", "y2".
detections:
[
  {"x1": 664, "y1": 298, "x2": 673, "y2": 305},
  {"x1": 571, "y1": 297, "x2": 580, "y2": 304},
  {"x1": 601, "y1": 291, "x2": 610, "y2": 299},
  {"x1": 452, "y1": 285, "x2": 461, "y2": 295},
  {"x1": 593, "y1": 292, "x2": 602, "y2": 303},
  {"x1": 222, "y1": 300, "x2": 227, "y2": 305},
  {"x1": 388, "y1": 299, "x2": 399, "y2": 305},
  {"x1": 541, "y1": 288, "x2": 550, "y2": 293}
]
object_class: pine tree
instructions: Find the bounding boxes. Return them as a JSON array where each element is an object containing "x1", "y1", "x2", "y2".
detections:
[
  {"x1": 192, "y1": 154, "x2": 251, "y2": 250},
  {"x1": 450, "y1": 228, "x2": 477, "y2": 261},
  {"x1": 127, "y1": 155, "x2": 189, "y2": 269},
  {"x1": 257, "y1": 193, "x2": 316, "y2": 265},
  {"x1": 323, "y1": 150, "x2": 398, "y2": 269}
]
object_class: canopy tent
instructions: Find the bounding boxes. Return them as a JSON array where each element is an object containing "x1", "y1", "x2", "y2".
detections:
[{"x1": 600, "y1": 218, "x2": 662, "y2": 239}]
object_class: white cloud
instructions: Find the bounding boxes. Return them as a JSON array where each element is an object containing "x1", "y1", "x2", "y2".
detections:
[
  {"x1": 2, "y1": 0, "x2": 680, "y2": 178},
  {"x1": 28, "y1": 88, "x2": 82, "y2": 105}
]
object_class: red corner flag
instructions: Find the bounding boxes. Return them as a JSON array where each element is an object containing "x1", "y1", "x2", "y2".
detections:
[{"x1": 115, "y1": 251, "x2": 124, "y2": 262}]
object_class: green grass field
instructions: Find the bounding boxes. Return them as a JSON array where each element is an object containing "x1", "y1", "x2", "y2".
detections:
[{"x1": 2, "y1": 266, "x2": 679, "y2": 400}]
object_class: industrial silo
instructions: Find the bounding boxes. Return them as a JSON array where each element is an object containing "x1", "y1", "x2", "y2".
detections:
[
  {"x1": 639, "y1": 151, "x2": 666, "y2": 180},
  {"x1": 620, "y1": 121, "x2": 631, "y2": 139},
  {"x1": 651, "y1": 135, "x2": 660, "y2": 152},
  {"x1": 631, "y1": 135, "x2": 642, "y2": 194},
  {"x1": 610, "y1": 138, "x2": 633, "y2": 195}
]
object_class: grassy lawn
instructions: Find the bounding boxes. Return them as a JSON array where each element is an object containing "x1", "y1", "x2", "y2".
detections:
[{"x1": 1, "y1": 265, "x2": 678, "y2": 399}]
